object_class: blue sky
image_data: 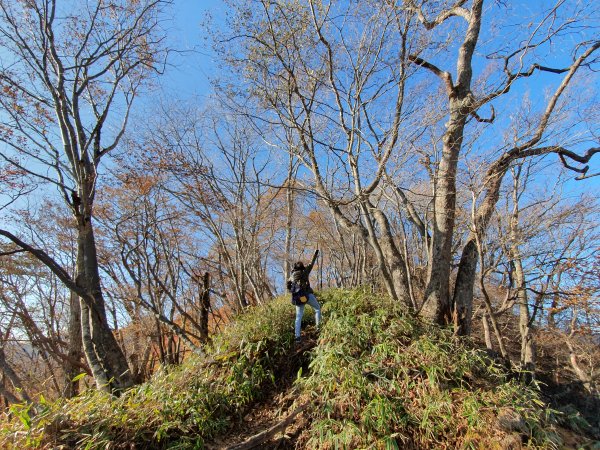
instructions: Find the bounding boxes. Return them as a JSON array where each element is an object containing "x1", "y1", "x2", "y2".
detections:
[
  {"x1": 145, "y1": 0, "x2": 599, "y2": 198},
  {"x1": 156, "y1": 0, "x2": 225, "y2": 100}
]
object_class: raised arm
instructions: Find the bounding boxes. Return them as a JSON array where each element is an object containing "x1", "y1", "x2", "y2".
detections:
[{"x1": 306, "y1": 249, "x2": 319, "y2": 273}]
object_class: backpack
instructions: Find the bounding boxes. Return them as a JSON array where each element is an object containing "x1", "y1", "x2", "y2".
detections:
[{"x1": 290, "y1": 281, "x2": 309, "y2": 305}]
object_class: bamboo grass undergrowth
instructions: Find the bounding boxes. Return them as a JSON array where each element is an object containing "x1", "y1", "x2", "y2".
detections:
[
  {"x1": 296, "y1": 289, "x2": 560, "y2": 449},
  {"x1": 0, "y1": 297, "x2": 299, "y2": 449},
  {"x1": 0, "y1": 289, "x2": 569, "y2": 449}
]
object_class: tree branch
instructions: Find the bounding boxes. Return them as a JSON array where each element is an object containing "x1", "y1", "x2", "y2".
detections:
[
  {"x1": 0, "y1": 229, "x2": 86, "y2": 299},
  {"x1": 408, "y1": 55, "x2": 454, "y2": 95},
  {"x1": 405, "y1": 0, "x2": 470, "y2": 30},
  {"x1": 471, "y1": 104, "x2": 495, "y2": 123}
]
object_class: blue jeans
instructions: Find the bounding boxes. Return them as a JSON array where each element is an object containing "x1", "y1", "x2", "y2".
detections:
[{"x1": 295, "y1": 293, "x2": 321, "y2": 338}]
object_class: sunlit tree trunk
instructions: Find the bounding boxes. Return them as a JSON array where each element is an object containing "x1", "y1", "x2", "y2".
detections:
[
  {"x1": 507, "y1": 167, "x2": 535, "y2": 374},
  {"x1": 482, "y1": 314, "x2": 493, "y2": 350},
  {"x1": 420, "y1": 0, "x2": 484, "y2": 325},
  {"x1": 284, "y1": 153, "x2": 296, "y2": 282},
  {"x1": 63, "y1": 290, "x2": 83, "y2": 398},
  {"x1": 372, "y1": 208, "x2": 412, "y2": 307},
  {"x1": 424, "y1": 111, "x2": 464, "y2": 323},
  {"x1": 513, "y1": 253, "x2": 535, "y2": 373},
  {"x1": 453, "y1": 168, "x2": 506, "y2": 335},
  {"x1": 76, "y1": 214, "x2": 133, "y2": 392}
]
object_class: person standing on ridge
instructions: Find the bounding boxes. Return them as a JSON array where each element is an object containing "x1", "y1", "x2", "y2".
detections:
[{"x1": 287, "y1": 249, "x2": 321, "y2": 344}]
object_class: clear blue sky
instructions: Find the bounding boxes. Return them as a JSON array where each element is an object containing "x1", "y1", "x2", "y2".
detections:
[
  {"x1": 153, "y1": 0, "x2": 599, "y2": 198},
  {"x1": 156, "y1": 0, "x2": 225, "y2": 100}
]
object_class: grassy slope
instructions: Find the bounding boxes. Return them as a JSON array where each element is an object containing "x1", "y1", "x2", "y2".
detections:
[
  {"x1": 296, "y1": 290, "x2": 557, "y2": 449},
  {"x1": 1, "y1": 297, "x2": 299, "y2": 449},
  {"x1": 0, "y1": 289, "x2": 587, "y2": 449}
]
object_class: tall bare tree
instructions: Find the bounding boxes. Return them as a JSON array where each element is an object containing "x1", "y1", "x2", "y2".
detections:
[
  {"x1": 137, "y1": 102, "x2": 279, "y2": 310},
  {"x1": 405, "y1": 0, "x2": 599, "y2": 329},
  {"x1": 0, "y1": 0, "x2": 170, "y2": 392},
  {"x1": 0, "y1": 237, "x2": 91, "y2": 403},
  {"x1": 220, "y1": 0, "x2": 420, "y2": 307},
  {"x1": 96, "y1": 165, "x2": 208, "y2": 361}
]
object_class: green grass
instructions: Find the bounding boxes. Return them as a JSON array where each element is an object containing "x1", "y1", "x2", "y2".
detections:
[
  {"x1": 0, "y1": 296, "x2": 299, "y2": 449},
  {"x1": 295, "y1": 289, "x2": 557, "y2": 449},
  {"x1": 0, "y1": 289, "x2": 562, "y2": 449}
]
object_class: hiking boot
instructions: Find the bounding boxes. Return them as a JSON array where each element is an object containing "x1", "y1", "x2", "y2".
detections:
[{"x1": 294, "y1": 337, "x2": 302, "y2": 345}]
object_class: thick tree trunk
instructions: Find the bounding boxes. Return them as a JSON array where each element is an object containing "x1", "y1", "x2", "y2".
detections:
[
  {"x1": 372, "y1": 208, "x2": 412, "y2": 308},
  {"x1": 79, "y1": 282, "x2": 109, "y2": 390},
  {"x1": 453, "y1": 239, "x2": 477, "y2": 335},
  {"x1": 421, "y1": 0, "x2": 483, "y2": 326},
  {"x1": 63, "y1": 289, "x2": 83, "y2": 398},
  {"x1": 423, "y1": 110, "x2": 465, "y2": 324},
  {"x1": 453, "y1": 163, "x2": 508, "y2": 335},
  {"x1": 77, "y1": 218, "x2": 133, "y2": 393},
  {"x1": 359, "y1": 202, "x2": 400, "y2": 303}
]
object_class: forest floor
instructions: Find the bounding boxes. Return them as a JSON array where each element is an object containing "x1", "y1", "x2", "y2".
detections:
[{"x1": 207, "y1": 328, "x2": 319, "y2": 450}]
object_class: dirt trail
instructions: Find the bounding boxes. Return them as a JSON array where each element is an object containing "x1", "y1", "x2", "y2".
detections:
[{"x1": 207, "y1": 330, "x2": 318, "y2": 450}]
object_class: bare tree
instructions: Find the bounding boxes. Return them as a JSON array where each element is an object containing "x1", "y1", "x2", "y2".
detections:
[
  {"x1": 406, "y1": 0, "x2": 599, "y2": 329},
  {"x1": 0, "y1": 0, "x2": 170, "y2": 392},
  {"x1": 142, "y1": 102, "x2": 279, "y2": 311},
  {"x1": 502, "y1": 165, "x2": 598, "y2": 372},
  {"x1": 0, "y1": 240, "x2": 91, "y2": 404},
  {"x1": 283, "y1": 148, "x2": 300, "y2": 282},
  {"x1": 507, "y1": 165, "x2": 535, "y2": 373},
  {"x1": 0, "y1": 312, "x2": 33, "y2": 405},
  {"x1": 468, "y1": 156, "x2": 599, "y2": 374},
  {"x1": 220, "y1": 0, "x2": 419, "y2": 307},
  {"x1": 96, "y1": 166, "x2": 207, "y2": 362}
]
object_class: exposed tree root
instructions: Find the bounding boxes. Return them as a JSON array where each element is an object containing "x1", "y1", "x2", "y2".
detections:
[{"x1": 226, "y1": 403, "x2": 308, "y2": 450}]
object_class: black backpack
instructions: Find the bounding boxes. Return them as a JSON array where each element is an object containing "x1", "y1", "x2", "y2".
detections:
[{"x1": 289, "y1": 281, "x2": 309, "y2": 305}]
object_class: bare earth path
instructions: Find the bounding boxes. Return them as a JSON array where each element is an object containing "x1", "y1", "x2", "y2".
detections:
[{"x1": 207, "y1": 329, "x2": 318, "y2": 450}]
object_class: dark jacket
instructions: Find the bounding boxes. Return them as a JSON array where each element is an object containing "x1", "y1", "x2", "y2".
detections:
[{"x1": 287, "y1": 250, "x2": 319, "y2": 294}]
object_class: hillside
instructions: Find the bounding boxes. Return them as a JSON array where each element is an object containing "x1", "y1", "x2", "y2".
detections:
[{"x1": 0, "y1": 289, "x2": 598, "y2": 449}]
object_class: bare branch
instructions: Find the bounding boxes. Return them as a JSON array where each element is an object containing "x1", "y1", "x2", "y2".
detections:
[
  {"x1": 405, "y1": 0, "x2": 471, "y2": 29},
  {"x1": 471, "y1": 104, "x2": 495, "y2": 123},
  {"x1": 0, "y1": 229, "x2": 85, "y2": 299},
  {"x1": 408, "y1": 54, "x2": 454, "y2": 95}
]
